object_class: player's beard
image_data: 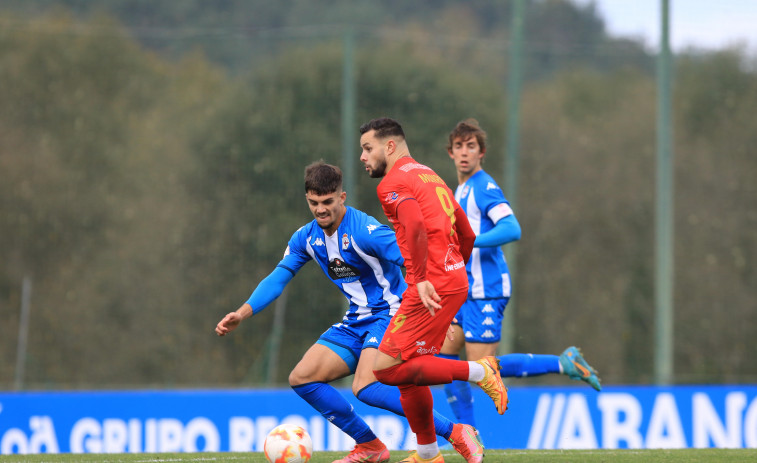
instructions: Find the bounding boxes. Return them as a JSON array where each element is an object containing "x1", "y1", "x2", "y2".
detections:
[
  {"x1": 368, "y1": 158, "x2": 387, "y2": 178},
  {"x1": 315, "y1": 214, "x2": 335, "y2": 231}
]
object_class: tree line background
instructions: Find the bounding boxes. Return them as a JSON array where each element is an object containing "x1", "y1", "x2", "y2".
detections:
[{"x1": 1, "y1": 0, "x2": 755, "y2": 389}]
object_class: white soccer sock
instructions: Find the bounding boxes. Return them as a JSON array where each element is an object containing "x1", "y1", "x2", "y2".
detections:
[
  {"x1": 417, "y1": 442, "x2": 440, "y2": 460},
  {"x1": 467, "y1": 361, "x2": 485, "y2": 382}
]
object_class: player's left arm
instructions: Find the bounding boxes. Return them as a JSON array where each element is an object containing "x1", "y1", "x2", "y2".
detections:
[{"x1": 474, "y1": 212, "x2": 521, "y2": 247}]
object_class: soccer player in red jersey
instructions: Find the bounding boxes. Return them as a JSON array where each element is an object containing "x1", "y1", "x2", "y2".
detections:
[{"x1": 359, "y1": 117, "x2": 509, "y2": 463}]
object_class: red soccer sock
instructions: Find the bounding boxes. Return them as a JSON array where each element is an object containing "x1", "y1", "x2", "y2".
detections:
[
  {"x1": 398, "y1": 384, "x2": 436, "y2": 445},
  {"x1": 374, "y1": 355, "x2": 470, "y2": 386}
]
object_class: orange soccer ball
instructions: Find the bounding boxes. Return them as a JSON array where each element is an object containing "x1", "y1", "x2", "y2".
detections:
[{"x1": 263, "y1": 423, "x2": 313, "y2": 463}]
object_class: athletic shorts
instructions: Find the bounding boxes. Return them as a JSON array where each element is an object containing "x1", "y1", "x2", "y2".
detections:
[
  {"x1": 379, "y1": 285, "x2": 468, "y2": 361},
  {"x1": 317, "y1": 313, "x2": 391, "y2": 373},
  {"x1": 451, "y1": 297, "x2": 509, "y2": 343}
]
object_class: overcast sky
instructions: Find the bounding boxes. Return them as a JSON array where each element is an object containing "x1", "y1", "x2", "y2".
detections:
[{"x1": 580, "y1": 0, "x2": 757, "y2": 52}]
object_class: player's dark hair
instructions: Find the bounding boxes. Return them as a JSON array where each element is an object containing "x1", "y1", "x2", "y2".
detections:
[
  {"x1": 359, "y1": 117, "x2": 405, "y2": 140},
  {"x1": 304, "y1": 160, "x2": 343, "y2": 195},
  {"x1": 447, "y1": 118, "x2": 487, "y2": 153}
]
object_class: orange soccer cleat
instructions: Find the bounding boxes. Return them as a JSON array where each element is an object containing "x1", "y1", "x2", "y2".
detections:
[
  {"x1": 395, "y1": 451, "x2": 444, "y2": 462},
  {"x1": 475, "y1": 356, "x2": 509, "y2": 414},
  {"x1": 448, "y1": 423, "x2": 484, "y2": 463},
  {"x1": 332, "y1": 437, "x2": 390, "y2": 463}
]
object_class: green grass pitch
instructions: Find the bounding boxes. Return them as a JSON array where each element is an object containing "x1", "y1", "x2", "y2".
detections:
[{"x1": 1, "y1": 449, "x2": 756, "y2": 462}]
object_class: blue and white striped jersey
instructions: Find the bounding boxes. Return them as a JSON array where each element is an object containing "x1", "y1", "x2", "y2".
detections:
[
  {"x1": 277, "y1": 206, "x2": 406, "y2": 324},
  {"x1": 455, "y1": 170, "x2": 513, "y2": 299}
]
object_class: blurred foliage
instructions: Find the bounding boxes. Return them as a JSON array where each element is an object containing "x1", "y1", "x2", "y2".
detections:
[{"x1": 0, "y1": 1, "x2": 755, "y2": 389}]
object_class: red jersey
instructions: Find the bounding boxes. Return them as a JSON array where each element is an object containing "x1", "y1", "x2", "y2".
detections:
[{"x1": 377, "y1": 156, "x2": 468, "y2": 293}]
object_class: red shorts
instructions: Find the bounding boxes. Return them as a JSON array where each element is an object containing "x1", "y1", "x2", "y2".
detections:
[{"x1": 379, "y1": 286, "x2": 468, "y2": 361}]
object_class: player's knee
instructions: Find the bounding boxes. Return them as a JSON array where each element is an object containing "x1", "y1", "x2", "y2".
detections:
[
  {"x1": 351, "y1": 376, "x2": 373, "y2": 396},
  {"x1": 288, "y1": 370, "x2": 299, "y2": 387},
  {"x1": 288, "y1": 367, "x2": 310, "y2": 387}
]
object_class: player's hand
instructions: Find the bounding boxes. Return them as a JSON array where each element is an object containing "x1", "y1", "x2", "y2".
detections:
[
  {"x1": 446, "y1": 324, "x2": 455, "y2": 341},
  {"x1": 416, "y1": 280, "x2": 442, "y2": 316},
  {"x1": 215, "y1": 312, "x2": 242, "y2": 336}
]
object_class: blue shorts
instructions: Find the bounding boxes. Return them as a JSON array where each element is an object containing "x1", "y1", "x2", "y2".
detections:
[
  {"x1": 451, "y1": 297, "x2": 509, "y2": 343},
  {"x1": 316, "y1": 314, "x2": 391, "y2": 373}
]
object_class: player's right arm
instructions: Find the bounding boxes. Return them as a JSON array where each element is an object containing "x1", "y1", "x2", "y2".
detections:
[
  {"x1": 216, "y1": 226, "x2": 310, "y2": 336},
  {"x1": 215, "y1": 266, "x2": 295, "y2": 336},
  {"x1": 396, "y1": 198, "x2": 442, "y2": 314}
]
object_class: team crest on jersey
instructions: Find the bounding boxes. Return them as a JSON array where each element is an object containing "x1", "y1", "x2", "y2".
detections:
[
  {"x1": 327, "y1": 257, "x2": 361, "y2": 282},
  {"x1": 342, "y1": 233, "x2": 350, "y2": 250},
  {"x1": 384, "y1": 192, "x2": 399, "y2": 203}
]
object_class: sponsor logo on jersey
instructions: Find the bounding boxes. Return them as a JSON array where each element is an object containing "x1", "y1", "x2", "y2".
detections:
[
  {"x1": 283, "y1": 246, "x2": 290, "y2": 257},
  {"x1": 482, "y1": 303, "x2": 495, "y2": 313},
  {"x1": 445, "y1": 261, "x2": 465, "y2": 271},
  {"x1": 416, "y1": 345, "x2": 438, "y2": 355},
  {"x1": 384, "y1": 192, "x2": 399, "y2": 203},
  {"x1": 443, "y1": 244, "x2": 466, "y2": 272},
  {"x1": 342, "y1": 233, "x2": 350, "y2": 250},
  {"x1": 312, "y1": 237, "x2": 325, "y2": 246},
  {"x1": 366, "y1": 224, "x2": 378, "y2": 234},
  {"x1": 368, "y1": 337, "x2": 378, "y2": 343},
  {"x1": 482, "y1": 317, "x2": 495, "y2": 326},
  {"x1": 414, "y1": 339, "x2": 437, "y2": 355},
  {"x1": 465, "y1": 331, "x2": 474, "y2": 338},
  {"x1": 486, "y1": 181, "x2": 499, "y2": 191},
  {"x1": 327, "y1": 258, "x2": 361, "y2": 281},
  {"x1": 461, "y1": 184, "x2": 471, "y2": 198},
  {"x1": 482, "y1": 330, "x2": 495, "y2": 338}
]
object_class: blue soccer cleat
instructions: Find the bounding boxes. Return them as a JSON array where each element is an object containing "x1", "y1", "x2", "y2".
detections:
[{"x1": 559, "y1": 346, "x2": 601, "y2": 391}]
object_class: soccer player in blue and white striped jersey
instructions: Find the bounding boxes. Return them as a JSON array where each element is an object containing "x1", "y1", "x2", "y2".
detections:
[
  {"x1": 438, "y1": 119, "x2": 601, "y2": 430},
  {"x1": 216, "y1": 161, "x2": 485, "y2": 463}
]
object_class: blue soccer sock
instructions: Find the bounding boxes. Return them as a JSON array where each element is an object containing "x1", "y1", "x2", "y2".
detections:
[
  {"x1": 436, "y1": 353, "x2": 476, "y2": 427},
  {"x1": 356, "y1": 381, "x2": 454, "y2": 440},
  {"x1": 498, "y1": 353, "x2": 561, "y2": 377},
  {"x1": 292, "y1": 382, "x2": 377, "y2": 444}
]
